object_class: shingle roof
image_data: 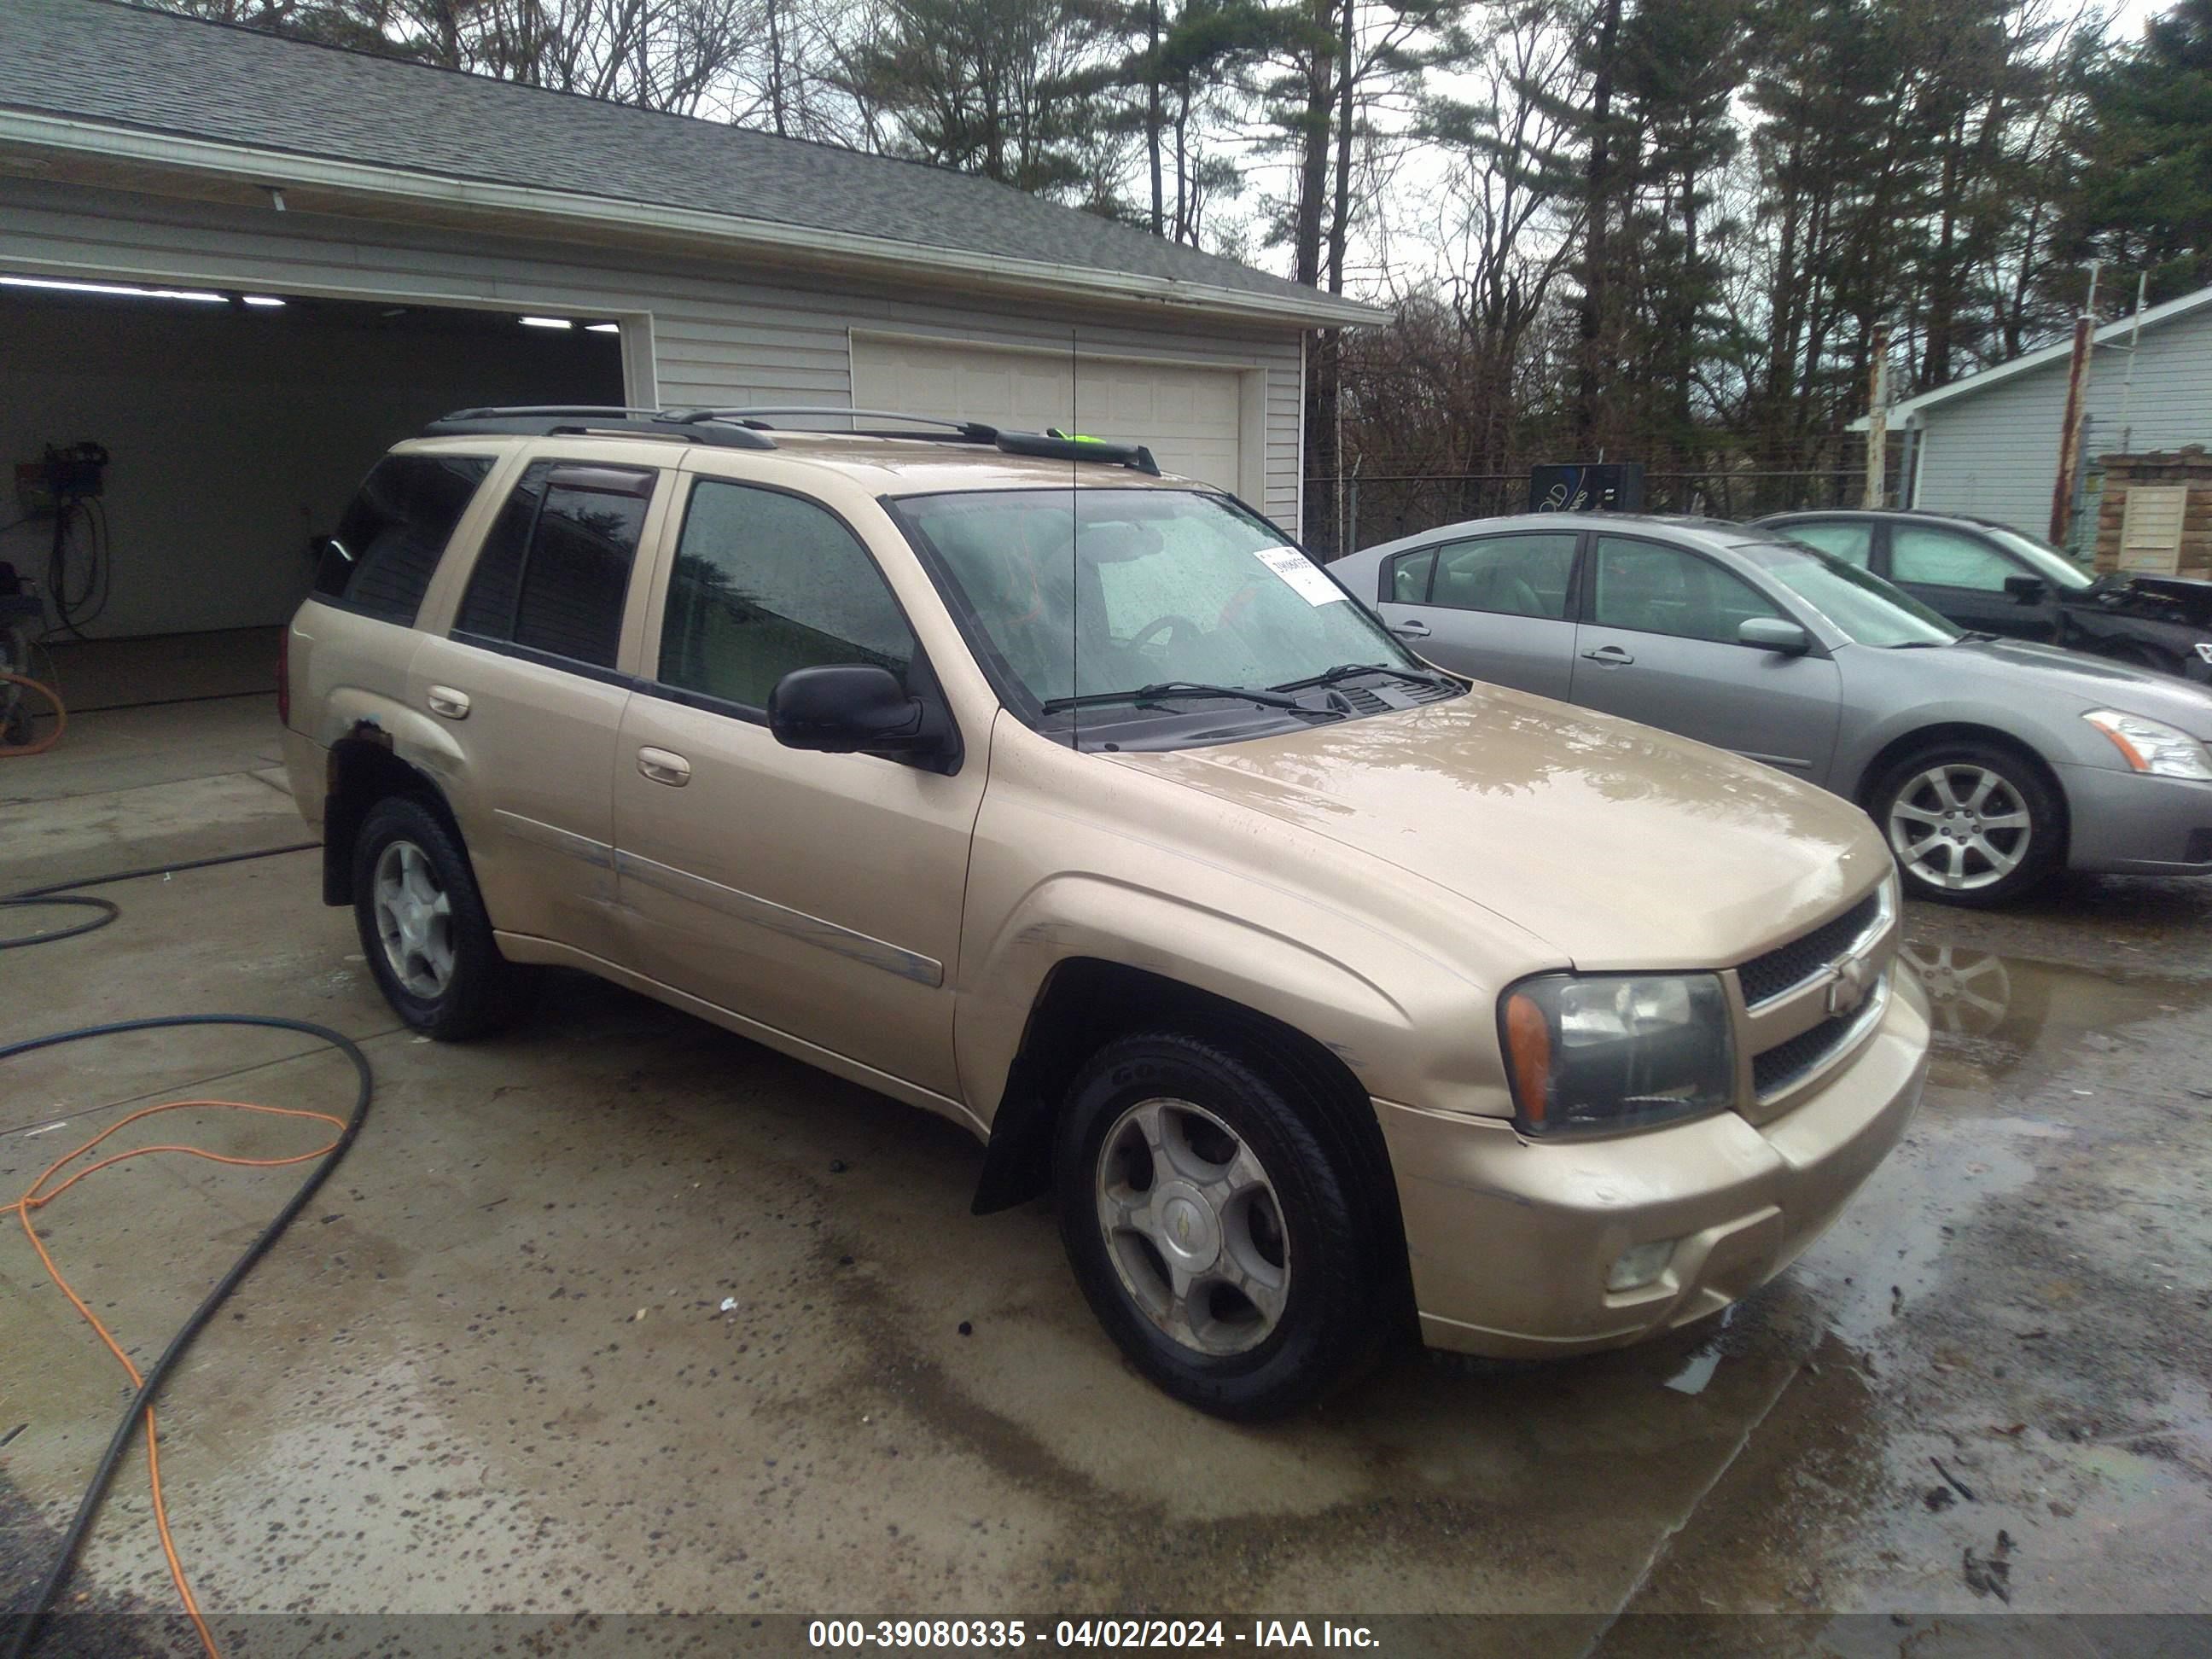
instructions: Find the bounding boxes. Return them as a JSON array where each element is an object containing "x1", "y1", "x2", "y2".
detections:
[{"x1": 0, "y1": 0, "x2": 1378, "y2": 325}]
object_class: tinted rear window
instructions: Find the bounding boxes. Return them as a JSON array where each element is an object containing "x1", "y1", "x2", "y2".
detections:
[
  {"x1": 316, "y1": 454, "x2": 494, "y2": 625},
  {"x1": 455, "y1": 461, "x2": 656, "y2": 671}
]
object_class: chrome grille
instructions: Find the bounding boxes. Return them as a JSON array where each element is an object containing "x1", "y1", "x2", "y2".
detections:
[
  {"x1": 1752, "y1": 984, "x2": 1889, "y2": 1098},
  {"x1": 1738, "y1": 892, "x2": 1883, "y2": 1008}
]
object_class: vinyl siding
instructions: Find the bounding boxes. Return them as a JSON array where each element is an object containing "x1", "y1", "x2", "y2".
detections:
[
  {"x1": 0, "y1": 176, "x2": 1308, "y2": 533},
  {"x1": 1911, "y1": 302, "x2": 2212, "y2": 538}
]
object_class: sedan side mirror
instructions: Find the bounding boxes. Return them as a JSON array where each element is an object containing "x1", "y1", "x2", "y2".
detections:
[
  {"x1": 2004, "y1": 575, "x2": 2048, "y2": 605},
  {"x1": 1738, "y1": 617, "x2": 1812, "y2": 655},
  {"x1": 768, "y1": 664, "x2": 952, "y2": 766}
]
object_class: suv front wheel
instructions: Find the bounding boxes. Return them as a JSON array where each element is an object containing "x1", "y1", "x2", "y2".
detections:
[
  {"x1": 352, "y1": 796, "x2": 527, "y2": 1039},
  {"x1": 1052, "y1": 1030, "x2": 1388, "y2": 1419}
]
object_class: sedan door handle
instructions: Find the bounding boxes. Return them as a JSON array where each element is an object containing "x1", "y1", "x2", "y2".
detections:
[
  {"x1": 637, "y1": 747, "x2": 691, "y2": 787},
  {"x1": 1580, "y1": 644, "x2": 1635, "y2": 666},
  {"x1": 1390, "y1": 619, "x2": 1431, "y2": 639},
  {"x1": 426, "y1": 685, "x2": 471, "y2": 719}
]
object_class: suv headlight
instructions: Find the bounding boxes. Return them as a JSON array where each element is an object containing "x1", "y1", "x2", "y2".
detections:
[
  {"x1": 2083, "y1": 709, "x2": 2212, "y2": 780},
  {"x1": 1499, "y1": 974, "x2": 1736, "y2": 1136}
]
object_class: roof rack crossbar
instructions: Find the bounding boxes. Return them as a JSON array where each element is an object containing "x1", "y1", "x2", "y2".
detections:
[{"x1": 677, "y1": 406, "x2": 1001, "y2": 442}]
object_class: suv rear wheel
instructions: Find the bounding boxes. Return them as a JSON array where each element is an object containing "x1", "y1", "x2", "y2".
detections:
[
  {"x1": 1052, "y1": 1030, "x2": 1387, "y2": 1419},
  {"x1": 352, "y1": 796, "x2": 527, "y2": 1039}
]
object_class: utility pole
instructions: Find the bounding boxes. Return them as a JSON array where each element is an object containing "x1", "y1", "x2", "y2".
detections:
[
  {"x1": 1864, "y1": 324, "x2": 1890, "y2": 509},
  {"x1": 2050, "y1": 261, "x2": 2100, "y2": 547}
]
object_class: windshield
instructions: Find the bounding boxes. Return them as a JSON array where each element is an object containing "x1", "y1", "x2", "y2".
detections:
[
  {"x1": 896, "y1": 488, "x2": 1429, "y2": 719},
  {"x1": 1981, "y1": 525, "x2": 2096, "y2": 591},
  {"x1": 1735, "y1": 539, "x2": 1962, "y2": 647}
]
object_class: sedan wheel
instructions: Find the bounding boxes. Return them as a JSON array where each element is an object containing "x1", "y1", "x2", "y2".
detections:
[
  {"x1": 1885, "y1": 764, "x2": 2032, "y2": 894},
  {"x1": 1872, "y1": 742, "x2": 2061, "y2": 907}
]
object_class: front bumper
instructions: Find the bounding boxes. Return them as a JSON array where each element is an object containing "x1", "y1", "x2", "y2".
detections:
[
  {"x1": 1377, "y1": 968, "x2": 1930, "y2": 1358},
  {"x1": 2060, "y1": 762, "x2": 2212, "y2": 874}
]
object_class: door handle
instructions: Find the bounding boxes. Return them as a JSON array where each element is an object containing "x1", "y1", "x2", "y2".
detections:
[
  {"x1": 637, "y1": 747, "x2": 691, "y2": 787},
  {"x1": 1580, "y1": 644, "x2": 1635, "y2": 666},
  {"x1": 1390, "y1": 619, "x2": 1431, "y2": 638},
  {"x1": 426, "y1": 685, "x2": 471, "y2": 719}
]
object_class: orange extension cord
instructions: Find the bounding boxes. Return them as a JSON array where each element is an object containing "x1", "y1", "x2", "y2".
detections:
[
  {"x1": 4, "y1": 1097, "x2": 347, "y2": 1659},
  {"x1": 0, "y1": 670, "x2": 66, "y2": 758}
]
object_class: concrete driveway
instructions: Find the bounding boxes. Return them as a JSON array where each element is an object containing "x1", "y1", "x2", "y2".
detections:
[{"x1": 4, "y1": 696, "x2": 2209, "y2": 1653}]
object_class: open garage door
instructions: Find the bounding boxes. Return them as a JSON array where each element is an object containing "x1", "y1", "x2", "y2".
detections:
[
  {"x1": 849, "y1": 336, "x2": 1250, "y2": 499},
  {"x1": 0, "y1": 282, "x2": 623, "y2": 667}
]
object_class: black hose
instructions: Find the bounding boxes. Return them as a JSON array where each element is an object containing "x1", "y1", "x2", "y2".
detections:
[
  {"x1": 1, "y1": 1015, "x2": 375, "y2": 1659},
  {"x1": 1, "y1": 841, "x2": 320, "y2": 949}
]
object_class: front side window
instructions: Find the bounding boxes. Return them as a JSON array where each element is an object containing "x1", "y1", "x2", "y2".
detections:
[
  {"x1": 897, "y1": 488, "x2": 1424, "y2": 717},
  {"x1": 1777, "y1": 520, "x2": 1874, "y2": 568},
  {"x1": 456, "y1": 462, "x2": 655, "y2": 669},
  {"x1": 657, "y1": 480, "x2": 914, "y2": 710},
  {"x1": 1430, "y1": 533, "x2": 1576, "y2": 620},
  {"x1": 1589, "y1": 537, "x2": 1784, "y2": 644},
  {"x1": 1889, "y1": 526, "x2": 2018, "y2": 591},
  {"x1": 316, "y1": 452, "x2": 493, "y2": 625},
  {"x1": 1737, "y1": 539, "x2": 1959, "y2": 647}
]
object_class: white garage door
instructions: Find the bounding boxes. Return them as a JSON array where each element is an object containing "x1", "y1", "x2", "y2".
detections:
[{"x1": 850, "y1": 336, "x2": 1246, "y2": 496}]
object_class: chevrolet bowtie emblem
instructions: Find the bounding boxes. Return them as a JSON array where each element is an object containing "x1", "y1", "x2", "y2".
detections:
[{"x1": 1826, "y1": 955, "x2": 1873, "y2": 1018}]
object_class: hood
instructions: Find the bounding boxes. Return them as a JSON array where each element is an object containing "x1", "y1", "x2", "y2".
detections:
[
  {"x1": 2095, "y1": 573, "x2": 2212, "y2": 630},
  {"x1": 1941, "y1": 637, "x2": 2212, "y2": 735},
  {"x1": 1110, "y1": 684, "x2": 1889, "y2": 971}
]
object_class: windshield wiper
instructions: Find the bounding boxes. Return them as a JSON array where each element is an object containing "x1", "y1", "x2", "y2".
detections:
[
  {"x1": 1039, "y1": 680, "x2": 1317, "y2": 714},
  {"x1": 1267, "y1": 661, "x2": 1455, "y2": 694}
]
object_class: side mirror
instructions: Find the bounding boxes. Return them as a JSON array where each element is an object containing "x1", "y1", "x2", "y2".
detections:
[
  {"x1": 1738, "y1": 617, "x2": 1812, "y2": 655},
  {"x1": 768, "y1": 664, "x2": 947, "y2": 763},
  {"x1": 2004, "y1": 575, "x2": 2047, "y2": 605}
]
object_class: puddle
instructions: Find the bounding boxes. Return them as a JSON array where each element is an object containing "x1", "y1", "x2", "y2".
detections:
[{"x1": 1897, "y1": 937, "x2": 2212, "y2": 1089}]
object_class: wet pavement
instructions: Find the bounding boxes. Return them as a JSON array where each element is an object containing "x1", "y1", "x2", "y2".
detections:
[{"x1": 3, "y1": 700, "x2": 2209, "y2": 1653}]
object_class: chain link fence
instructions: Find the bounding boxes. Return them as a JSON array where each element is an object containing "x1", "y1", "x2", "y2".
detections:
[{"x1": 1301, "y1": 467, "x2": 1898, "y2": 561}]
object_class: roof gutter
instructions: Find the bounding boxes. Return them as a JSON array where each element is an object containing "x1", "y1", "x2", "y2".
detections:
[{"x1": 0, "y1": 108, "x2": 1388, "y2": 329}]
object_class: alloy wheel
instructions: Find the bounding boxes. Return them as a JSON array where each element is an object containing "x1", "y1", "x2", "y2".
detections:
[
  {"x1": 372, "y1": 838, "x2": 457, "y2": 998},
  {"x1": 1094, "y1": 1097, "x2": 1290, "y2": 1356},
  {"x1": 1887, "y1": 765, "x2": 2032, "y2": 893}
]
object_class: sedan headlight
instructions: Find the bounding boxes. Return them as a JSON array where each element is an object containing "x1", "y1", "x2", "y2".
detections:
[
  {"x1": 1499, "y1": 974, "x2": 1736, "y2": 1136},
  {"x1": 2083, "y1": 709, "x2": 2212, "y2": 781}
]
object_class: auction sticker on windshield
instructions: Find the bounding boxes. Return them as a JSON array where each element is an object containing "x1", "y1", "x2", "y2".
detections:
[{"x1": 1256, "y1": 545, "x2": 1347, "y2": 606}]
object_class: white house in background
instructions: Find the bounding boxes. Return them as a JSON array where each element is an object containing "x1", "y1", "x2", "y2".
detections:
[{"x1": 1858, "y1": 282, "x2": 2212, "y2": 544}]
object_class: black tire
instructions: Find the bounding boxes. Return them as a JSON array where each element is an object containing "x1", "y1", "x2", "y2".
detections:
[
  {"x1": 1869, "y1": 740, "x2": 2063, "y2": 909},
  {"x1": 351, "y1": 795, "x2": 528, "y2": 1039},
  {"x1": 1051, "y1": 1029, "x2": 1390, "y2": 1419}
]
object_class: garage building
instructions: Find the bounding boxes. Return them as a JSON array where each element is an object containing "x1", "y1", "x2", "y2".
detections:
[
  {"x1": 1875, "y1": 282, "x2": 2212, "y2": 547},
  {"x1": 0, "y1": 0, "x2": 1374, "y2": 696}
]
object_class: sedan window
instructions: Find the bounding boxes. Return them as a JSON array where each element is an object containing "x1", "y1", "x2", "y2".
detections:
[
  {"x1": 1891, "y1": 526, "x2": 2021, "y2": 591},
  {"x1": 1776, "y1": 520, "x2": 1873, "y2": 568},
  {"x1": 1431, "y1": 533, "x2": 1576, "y2": 620},
  {"x1": 1589, "y1": 537, "x2": 1783, "y2": 644},
  {"x1": 1736, "y1": 540, "x2": 1959, "y2": 647},
  {"x1": 1387, "y1": 547, "x2": 1436, "y2": 603}
]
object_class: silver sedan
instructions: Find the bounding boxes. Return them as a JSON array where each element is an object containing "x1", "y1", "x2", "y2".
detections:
[{"x1": 1333, "y1": 513, "x2": 2212, "y2": 905}]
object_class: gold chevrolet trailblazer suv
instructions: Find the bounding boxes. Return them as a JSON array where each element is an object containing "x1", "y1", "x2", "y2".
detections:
[{"x1": 282, "y1": 405, "x2": 1930, "y2": 1418}]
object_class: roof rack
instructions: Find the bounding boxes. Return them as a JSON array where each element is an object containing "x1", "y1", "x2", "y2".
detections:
[
  {"x1": 700, "y1": 407, "x2": 1161, "y2": 475},
  {"x1": 422, "y1": 407, "x2": 777, "y2": 451},
  {"x1": 679, "y1": 406, "x2": 1001, "y2": 443},
  {"x1": 419, "y1": 406, "x2": 1161, "y2": 474}
]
